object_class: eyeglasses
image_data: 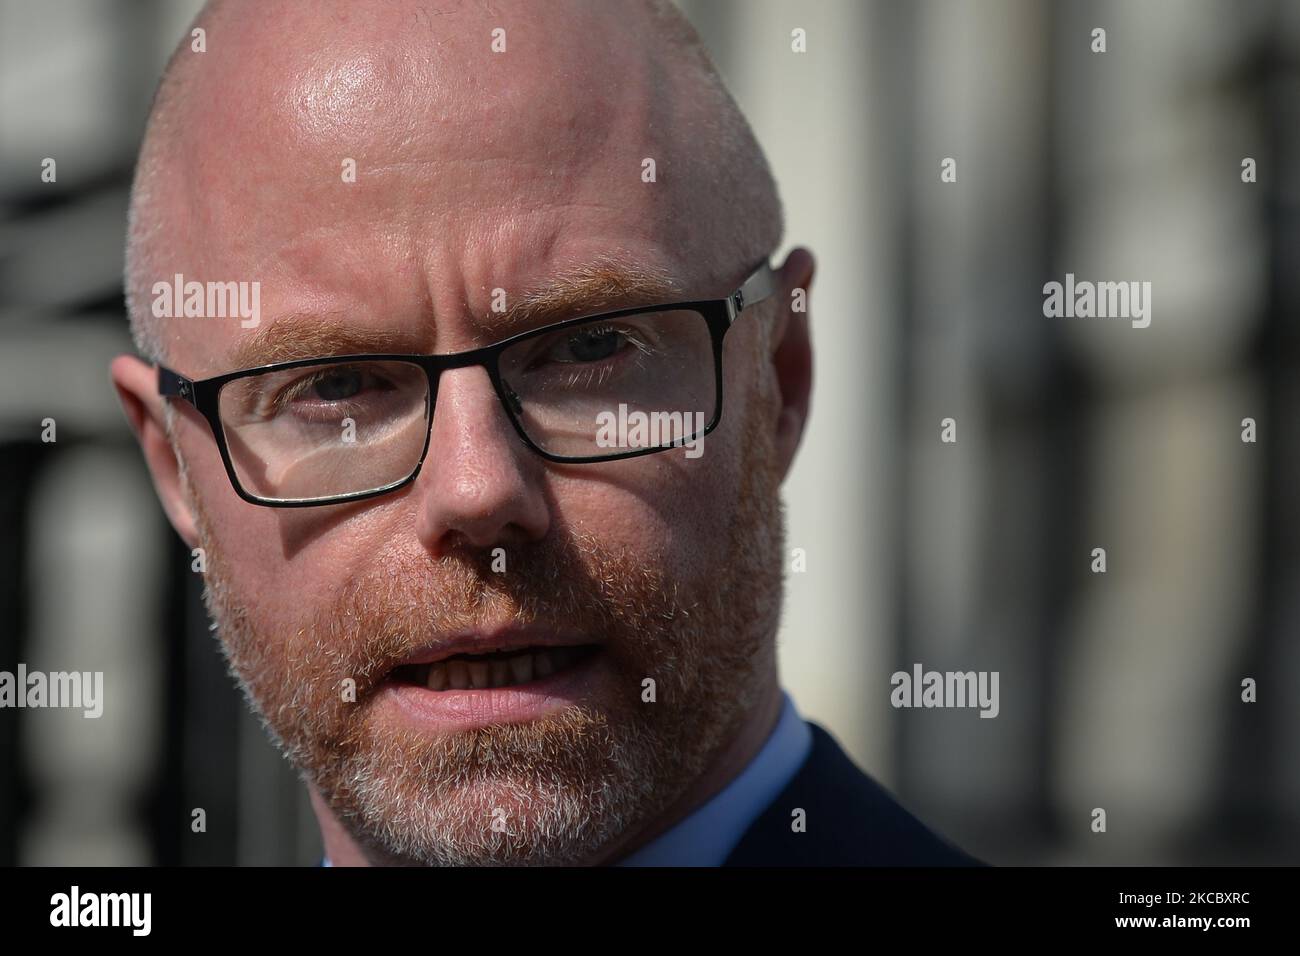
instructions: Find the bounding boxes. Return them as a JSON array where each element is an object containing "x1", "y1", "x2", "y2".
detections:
[{"x1": 157, "y1": 260, "x2": 777, "y2": 507}]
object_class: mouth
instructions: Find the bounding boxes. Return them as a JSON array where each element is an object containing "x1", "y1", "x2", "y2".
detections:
[
  {"x1": 374, "y1": 628, "x2": 609, "y2": 731},
  {"x1": 388, "y1": 644, "x2": 603, "y2": 692}
]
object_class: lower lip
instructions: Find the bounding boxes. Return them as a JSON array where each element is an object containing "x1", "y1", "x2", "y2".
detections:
[{"x1": 375, "y1": 649, "x2": 607, "y2": 733}]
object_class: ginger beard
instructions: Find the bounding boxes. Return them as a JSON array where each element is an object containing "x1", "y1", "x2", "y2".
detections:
[{"x1": 186, "y1": 382, "x2": 786, "y2": 866}]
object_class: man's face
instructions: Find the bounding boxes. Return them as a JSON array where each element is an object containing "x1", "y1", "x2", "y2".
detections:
[{"x1": 137, "y1": 1, "x2": 800, "y2": 864}]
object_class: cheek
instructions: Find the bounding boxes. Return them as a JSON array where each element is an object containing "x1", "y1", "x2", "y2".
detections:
[
  {"x1": 550, "y1": 448, "x2": 741, "y2": 587},
  {"x1": 181, "y1": 410, "x2": 401, "y2": 626},
  {"x1": 197, "y1": 480, "x2": 284, "y2": 602},
  {"x1": 182, "y1": 436, "x2": 305, "y2": 625}
]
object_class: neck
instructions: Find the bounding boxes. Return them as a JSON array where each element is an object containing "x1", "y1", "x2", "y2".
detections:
[{"x1": 312, "y1": 676, "x2": 785, "y2": 867}]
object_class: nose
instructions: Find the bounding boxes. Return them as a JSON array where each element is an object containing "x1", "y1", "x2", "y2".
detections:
[{"x1": 412, "y1": 364, "x2": 551, "y2": 557}]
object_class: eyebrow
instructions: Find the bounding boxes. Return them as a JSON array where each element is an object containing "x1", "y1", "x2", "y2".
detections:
[
  {"x1": 478, "y1": 259, "x2": 683, "y2": 340},
  {"x1": 227, "y1": 259, "x2": 684, "y2": 371},
  {"x1": 228, "y1": 318, "x2": 425, "y2": 371}
]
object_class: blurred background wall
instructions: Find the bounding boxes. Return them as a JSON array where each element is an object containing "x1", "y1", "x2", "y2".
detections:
[{"x1": 0, "y1": 0, "x2": 1296, "y2": 866}]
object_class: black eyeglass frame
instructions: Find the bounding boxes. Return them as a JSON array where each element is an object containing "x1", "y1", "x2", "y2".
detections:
[{"x1": 157, "y1": 260, "x2": 778, "y2": 507}]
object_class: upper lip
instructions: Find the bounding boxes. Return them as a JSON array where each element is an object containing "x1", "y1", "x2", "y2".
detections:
[{"x1": 390, "y1": 625, "x2": 599, "y2": 669}]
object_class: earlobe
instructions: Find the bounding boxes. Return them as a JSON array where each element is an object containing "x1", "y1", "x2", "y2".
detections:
[{"x1": 110, "y1": 354, "x2": 201, "y2": 548}]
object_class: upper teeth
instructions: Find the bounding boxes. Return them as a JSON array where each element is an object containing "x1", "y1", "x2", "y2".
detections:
[{"x1": 424, "y1": 647, "x2": 579, "y2": 691}]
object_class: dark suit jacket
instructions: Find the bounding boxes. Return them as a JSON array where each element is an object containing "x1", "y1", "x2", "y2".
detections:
[{"x1": 722, "y1": 721, "x2": 983, "y2": 866}]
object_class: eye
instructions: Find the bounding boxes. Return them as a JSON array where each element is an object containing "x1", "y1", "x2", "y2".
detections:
[
  {"x1": 502, "y1": 317, "x2": 664, "y2": 384},
  {"x1": 550, "y1": 326, "x2": 628, "y2": 364},
  {"x1": 274, "y1": 365, "x2": 395, "y2": 411},
  {"x1": 307, "y1": 368, "x2": 368, "y2": 401}
]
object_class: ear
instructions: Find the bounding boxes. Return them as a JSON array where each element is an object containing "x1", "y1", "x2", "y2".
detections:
[
  {"x1": 110, "y1": 354, "x2": 201, "y2": 548},
  {"x1": 766, "y1": 247, "x2": 815, "y2": 483}
]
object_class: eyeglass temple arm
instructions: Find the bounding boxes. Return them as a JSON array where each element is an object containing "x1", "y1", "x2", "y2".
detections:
[
  {"x1": 730, "y1": 261, "x2": 778, "y2": 320},
  {"x1": 157, "y1": 365, "x2": 197, "y2": 405}
]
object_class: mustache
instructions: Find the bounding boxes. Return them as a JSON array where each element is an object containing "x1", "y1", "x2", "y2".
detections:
[{"x1": 303, "y1": 526, "x2": 685, "y2": 701}]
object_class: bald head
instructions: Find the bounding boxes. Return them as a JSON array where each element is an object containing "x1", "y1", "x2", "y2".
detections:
[{"x1": 125, "y1": 0, "x2": 783, "y2": 366}]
